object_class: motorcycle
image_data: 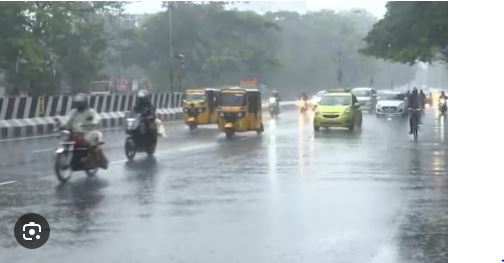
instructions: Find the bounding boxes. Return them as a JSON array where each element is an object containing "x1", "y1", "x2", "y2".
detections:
[
  {"x1": 53, "y1": 123, "x2": 106, "y2": 182},
  {"x1": 269, "y1": 97, "x2": 280, "y2": 118},
  {"x1": 124, "y1": 111, "x2": 158, "y2": 161},
  {"x1": 438, "y1": 97, "x2": 448, "y2": 116}
]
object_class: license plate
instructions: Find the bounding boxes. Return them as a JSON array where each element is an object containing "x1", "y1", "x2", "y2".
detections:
[
  {"x1": 188, "y1": 117, "x2": 195, "y2": 122},
  {"x1": 225, "y1": 123, "x2": 233, "y2": 128}
]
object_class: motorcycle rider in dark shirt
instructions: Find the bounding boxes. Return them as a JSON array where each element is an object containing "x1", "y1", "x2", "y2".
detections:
[{"x1": 408, "y1": 87, "x2": 422, "y2": 134}]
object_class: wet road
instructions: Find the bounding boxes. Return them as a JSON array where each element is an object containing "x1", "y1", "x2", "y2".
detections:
[{"x1": 0, "y1": 108, "x2": 448, "y2": 263}]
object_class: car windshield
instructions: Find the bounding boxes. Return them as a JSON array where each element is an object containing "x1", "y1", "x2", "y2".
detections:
[
  {"x1": 352, "y1": 90, "x2": 372, "y2": 97},
  {"x1": 378, "y1": 93, "x2": 405, "y2": 101},
  {"x1": 220, "y1": 93, "x2": 245, "y2": 106},
  {"x1": 185, "y1": 94, "x2": 206, "y2": 101},
  {"x1": 319, "y1": 95, "x2": 352, "y2": 106}
]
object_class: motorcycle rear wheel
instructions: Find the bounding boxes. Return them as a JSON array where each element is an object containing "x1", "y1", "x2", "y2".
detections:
[
  {"x1": 85, "y1": 168, "x2": 98, "y2": 177},
  {"x1": 146, "y1": 140, "x2": 157, "y2": 156}
]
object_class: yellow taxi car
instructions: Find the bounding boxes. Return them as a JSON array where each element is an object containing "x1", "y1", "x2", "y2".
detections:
[{"x1": 313, "y1": 89, "x2": 362, "y2": 131}]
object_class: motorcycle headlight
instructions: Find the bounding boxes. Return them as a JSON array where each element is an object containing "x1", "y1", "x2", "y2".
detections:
[{"x1": 59, "y1": 130, "x2": 70, "y2": 141}]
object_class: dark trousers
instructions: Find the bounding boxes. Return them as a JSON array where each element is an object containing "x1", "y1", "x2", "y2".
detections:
[{"x1": 410, "y1": 110, "x2": 421, "y2": 132}]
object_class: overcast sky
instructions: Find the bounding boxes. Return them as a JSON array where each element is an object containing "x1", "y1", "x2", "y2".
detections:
[{"x1": 124, "y1": 1, "x2": 388, "y2": 18}]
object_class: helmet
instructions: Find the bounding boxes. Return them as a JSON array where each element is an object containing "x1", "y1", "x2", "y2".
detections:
[
  {"x1": 412, "y1": 87, "x2": 418, "y2": 94},
  {"x1": 73, "y1": 93, "x2": 89, "y2": 112},
  {"x1": 136, "y1": 89, "x2": 150, "y2": 104}
]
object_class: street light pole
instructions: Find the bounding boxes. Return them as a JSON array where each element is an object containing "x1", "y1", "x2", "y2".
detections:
[{"x1": 168, "y1": 3, "x2": 174, "y2": 92}]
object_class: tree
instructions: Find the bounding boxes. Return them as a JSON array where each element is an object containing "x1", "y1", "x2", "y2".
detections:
[
  {"x1": 0, "y1": 2, "x2": 124, "y2": 95},
  {"x1": 122, "y1": 2, "x2": 280, "y2": 91},
  {"x1": 360, "y1": 1, "x2": 448, "y2": 64}
]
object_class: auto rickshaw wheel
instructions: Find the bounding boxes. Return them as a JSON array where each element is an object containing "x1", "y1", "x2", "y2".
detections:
[
  {"x1": 257, "y1": 123, "x2": 264, "y2": 135},
  {"x1": 225, "y1": 130, "x2": 234, "y2": 139}
]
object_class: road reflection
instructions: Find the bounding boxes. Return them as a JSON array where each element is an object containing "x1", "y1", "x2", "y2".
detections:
[
  {"x1": 124, "y1": 156, "x2": 159, "y2": 207},
  {"x1": 53, "y1": 177, "x2": 108, "y2": 243}
]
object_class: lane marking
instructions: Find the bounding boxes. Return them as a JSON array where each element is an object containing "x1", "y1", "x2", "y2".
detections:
[
  {"x1": 31, "y1": 148, "x2": 54, "y2": 153},
  {"x1": 0, "y1": 180, "x2": 18, "y2": 186},
  {"x1": 110, "y1": 160, "x2": 127, "y2": 165},
  {"x1": 0, "y1": 134, "x2": 57, "y2": 142}
]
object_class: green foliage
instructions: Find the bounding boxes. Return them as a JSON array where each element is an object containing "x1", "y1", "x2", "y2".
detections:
[
  {"x1": 1, "y1": 2, "x2": 422, "y2": 96},
  {"x1": 361, "y1": 1, "x2": 448, "y2": 64},
  {"x1": 0, "y1": 1, "x2": 124, "y2": 95},
  {"x1": 123, "y1": 2, "x2": 281, "y2": 92}
]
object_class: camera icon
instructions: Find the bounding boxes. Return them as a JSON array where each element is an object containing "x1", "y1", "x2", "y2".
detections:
[
  {"x1": 22, "y1": 222, "x2": 41, "y2": 241},
  {"x1": 14, "y1": 213, "x2": 50, "y2": 249}
]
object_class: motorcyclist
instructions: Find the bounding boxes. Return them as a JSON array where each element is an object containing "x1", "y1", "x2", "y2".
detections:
[
  {"x1": 63, "y1": 93, "x2": 108, "y2": 169},
  {"x1": 298, "y1": 92, "x2": 309, "y2": 112},
  {"x1": 439, "y1": 91, "x2": 448, "y2": 114},
  {"x1": 419, "y1": 89, "x2": 426, "y2": 110},
  {"x1": 408, "y1": 87, "x2": 422, "y2": 135},
  {"x1": 271, "y1": 90, "x2": 281, "y2": 103},
  {"x1": 133, "y1": 89, "x2": 155, "y2": 116},
  {"x1": 300, "y1": 92, "x2": 308, "y2": 101},
  {"x1": 269, "y1": 90, "x2": 281, "y2": 113},
  {"x1": 132, "y1": 89, "x2": 158, "y2": 137}
]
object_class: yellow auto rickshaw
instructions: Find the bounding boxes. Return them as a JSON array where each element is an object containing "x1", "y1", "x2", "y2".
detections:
[
  {"x1": 182, "y1": 88, "x2": 219, "y2": 130},
  {"x1": 217, "y1": 87, "x2": 264, "y2": 139}
]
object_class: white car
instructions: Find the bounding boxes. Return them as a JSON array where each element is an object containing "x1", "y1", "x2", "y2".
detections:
[
  {"x1": 351, "y1": 87, "x2": 377, "y2": 113},
  {"x1": 375, "y1": 91, "x2": 408, "y2": 118}
]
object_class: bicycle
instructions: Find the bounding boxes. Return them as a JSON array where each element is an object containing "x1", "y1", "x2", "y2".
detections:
[{"x1": 409, "y1": 108, "x2": 421, "y2": 140}]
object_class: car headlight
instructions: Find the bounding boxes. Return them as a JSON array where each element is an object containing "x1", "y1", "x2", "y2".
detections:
[
  {"x1": 219, "y1": 112, "x2": 225, "y2": 117},
  {"x1": 183, "y1": 108, "x2": 188, "y2": 113},
  {"x1": 237, "y1": 112, "x2": 245, "y2": 118},
  {"x1": 198, "y1": 108, "x2": 203, "y2": 113},
  {"x1": 344, "y1": 107, "x2": 351, "y2": 113}
]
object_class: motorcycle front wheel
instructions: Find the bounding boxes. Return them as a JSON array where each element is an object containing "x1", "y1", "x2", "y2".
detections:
[
  {"x1": 54, "y1": 152, "x2": 72, "y2": 182},
  {"x1": 125, "y1": 138, "x2": 136, "y2": 161}
]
